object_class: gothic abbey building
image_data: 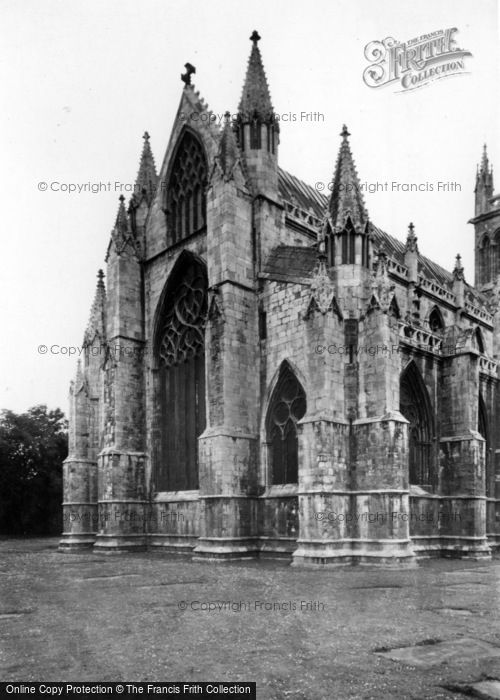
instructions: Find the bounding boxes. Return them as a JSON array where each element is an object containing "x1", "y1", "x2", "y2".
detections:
[{"x1": 60, "y1": 33, "x2": 500, "y2": 565}]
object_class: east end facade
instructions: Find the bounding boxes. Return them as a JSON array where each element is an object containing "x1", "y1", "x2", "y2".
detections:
[{"x1": 59, "y1": 34, "x2": 500, "y2": 566}]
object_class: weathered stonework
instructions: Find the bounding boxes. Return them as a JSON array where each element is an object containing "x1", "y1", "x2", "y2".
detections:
[{"x1": 60, "y1": 32, "x2": 500, "y2": 566}]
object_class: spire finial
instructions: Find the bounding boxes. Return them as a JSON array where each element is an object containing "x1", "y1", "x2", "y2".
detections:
[
  {"x1": 119, "y1": 194, "x2": 125, "y2": 203},
  {"x1": 181, "y1": 62, "x2": 196, "y2": 86},
  {"x1": 453, "y1": 253, "x2": 465, "y2": 281},
  {"x1": 341, "y1": 124, "x2": 350, "y2": 140},
  {"x1": 405, "y1": 221, "x2": 418, "y2": 253},
  {"x1": 250, "y1": 30, "x2": 261, "y2": 45},
  {"x1": 143, "y1": 131, "x2": 150, "y2": 141},
  {"x1": 97, "y1": 269, "x2": 105, "y2": 286},
  {"x1": 480, "y1": 143, "x2": 489, "y2": 173}
]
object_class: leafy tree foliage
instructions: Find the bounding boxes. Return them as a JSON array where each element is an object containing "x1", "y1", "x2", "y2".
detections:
[{"x1": 0, "y1": 405, "x2": 67, "y2": 535}]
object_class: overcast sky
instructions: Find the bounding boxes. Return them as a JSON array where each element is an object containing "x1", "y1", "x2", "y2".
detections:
[{"x1": 1, "y1": 0, "x2": 498, "y2": 415}]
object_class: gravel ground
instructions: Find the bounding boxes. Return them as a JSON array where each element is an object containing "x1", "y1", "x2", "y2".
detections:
[{"x1": 0, "y1": 538, "x2": 499, "y2": 699}]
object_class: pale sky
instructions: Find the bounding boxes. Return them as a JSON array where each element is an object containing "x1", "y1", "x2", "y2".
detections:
[{"x1": 1, "y1": 0, "x2": 499, "y2": 415}]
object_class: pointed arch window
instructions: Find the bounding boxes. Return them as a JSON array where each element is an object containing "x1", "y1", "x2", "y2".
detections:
[
  {"x1": 155, "y1": 254, "x2": 208, "y2": 491},
  {"x1": 494, "y1": 230, "x2": 500, "y2": 281},
  {"x1": 327, "y1": 234, "x2": 336, "y2": 267},
  {"x1": 266, "y1": 364, "x2": 306, "y2": 485},
  {"x1": 428, "y1": 307, "x2": 445, "y2": 334},
  {"x1": 478, "y1": 392, "x2": 492, "y2": 497},
  {"x1": 361, "y1": 235, "x2": 369, "y2": 268},
  {"x1": 250, "y1": 117, "x2": 261, "y2": 149},
  {"x1": 474, "y1": 327, "x2": 485, "y2": 354},
  {"x1": 339, "y1": 217, "x2": 356, "y2": 264},
  {"x1": 400, "y1": 363, "x2": 434, "y2": 489},
  {"x1": 166, "y1": 131, "x2": 207, "y2": 246},
  {"x1": 479, "y1": 234, "x2": 491, "y2": 284}
]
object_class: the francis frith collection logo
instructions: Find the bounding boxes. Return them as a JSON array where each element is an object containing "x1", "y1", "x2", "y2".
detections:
[{"x1": 363, "y1": 28, "x2": 472, "y2": 92}]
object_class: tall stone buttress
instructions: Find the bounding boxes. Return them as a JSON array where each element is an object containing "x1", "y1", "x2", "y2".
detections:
[
  {"x1": 60, "y1": 271, "x2": 106, "y2": 550},
  {"x1": 194, "y1": 116, "x2": 259, "y2": 559},
  {"x1": 94, "y1": 195, "x2": 147, "y2": 551}
]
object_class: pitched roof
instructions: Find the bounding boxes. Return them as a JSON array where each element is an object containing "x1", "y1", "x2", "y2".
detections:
[
  {"x1": 263, "y1": 245, "x2": 317, "y2": 279},
  {"x1": 278, "y1": 168, "x2": 326, "y2": 215}
]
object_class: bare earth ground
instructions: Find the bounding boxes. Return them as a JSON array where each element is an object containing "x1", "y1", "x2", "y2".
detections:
[{"x1": 0, "y1": 538, "x2": 499, "y2": 700}]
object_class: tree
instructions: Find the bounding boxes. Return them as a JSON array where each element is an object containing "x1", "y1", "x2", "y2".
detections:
[{"x1": 0, "y1": 405, "x2": 67, "y2": 535}]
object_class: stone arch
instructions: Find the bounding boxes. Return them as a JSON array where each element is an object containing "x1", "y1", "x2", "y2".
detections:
[
  {"x1": 494, "y1": 229, "x2": 500, "y2": 280},
  {"x1": 165, "y1": 128, "x2": 208, "y2": 246},
  {"x1": 479, "y1": 233, "x2": 491, "y2": 283},
  {"x1": 153, "y1": 250, "x2": 208, "y2": 491},
  {"x1": 265, "y1": 361, "x2": 307, "y2": 485},
  {"x1": 428, "y1": 306, "x2": 445, "y2": 333},
  {"x1": 400, "y1": 360, "x2": 434, "y2": 489},
  {"x1": 478, "y1": 391, "x2": 492, "y2": 497},
  {"x1": 474, "y1": 327, "x2": 486, "y2": 354}
]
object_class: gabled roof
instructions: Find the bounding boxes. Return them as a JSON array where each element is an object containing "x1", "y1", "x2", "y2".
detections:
[{"x1": 278, "y1": 168, "x2": 326, "y2": 215}]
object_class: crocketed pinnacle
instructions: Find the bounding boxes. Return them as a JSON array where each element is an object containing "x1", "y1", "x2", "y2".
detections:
[
  {"x1": 107, "y1": 195, "x2": 139, "y2": 260},
  {"x1": 83, "y1": 270, "x2": 106, "y2": 346},
  {"x1": 217, "y1": 113, "x2": 240, "y2": 177},
  {"x1": 133, "y1": 131, "x2": 158, "y2": 205},
  {"x1": 238, "y1": 30, "x2": 275, "y2": 124},
  {"x1": 480, "y1": 144, "x2": 490, "y2": 174},
  {"x1": 329, "y1": 125, "x2": 369, "y2": 232},
  {"x1": 476, "y1": 143, "x2": 494, "y2": 191},
  {"x1": 404, "y1": 222, "x2": 419, "y2": 254}
]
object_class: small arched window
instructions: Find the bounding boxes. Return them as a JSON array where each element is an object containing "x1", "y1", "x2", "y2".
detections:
[
  {"x1": 340, "y1": 217, "x2": 356, "y2": 264},
  {"x1": 166, "y1": 131, "x2": 207, "y2": 246},
  {"x1": 428, "y1": 307, "x2": 445, "y2": 333},
  {"x1": 266, "y1": 364, "x2": 306, "y2": 485},
  {"x1": 474, "y1": 327, "x2": 485, "y2": 354}
]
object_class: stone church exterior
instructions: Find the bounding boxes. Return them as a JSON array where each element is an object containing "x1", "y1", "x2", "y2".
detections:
[{"x1": 60, "y1": 32, "x2": 500, "y2": 565}]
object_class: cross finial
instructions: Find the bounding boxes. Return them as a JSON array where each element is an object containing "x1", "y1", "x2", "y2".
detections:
[
  {"x1": 408, "y1": 222, "x2": 414, "y2": 234},
  {"x1": 250, "y1": 30, "x2": 261, "y2": 45},
  {"x1": 181, "y1": 62, "x2": 196, "y2": 86},
  {"x1": 119, "y1": 194, "x2": 125, "y2": 203},
  {"x1": 341, "y1": 124, "x2": 350, "y2": 140},
  {"x1": 143, "y1": 131, "x2": 150, "y2": 142}
]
